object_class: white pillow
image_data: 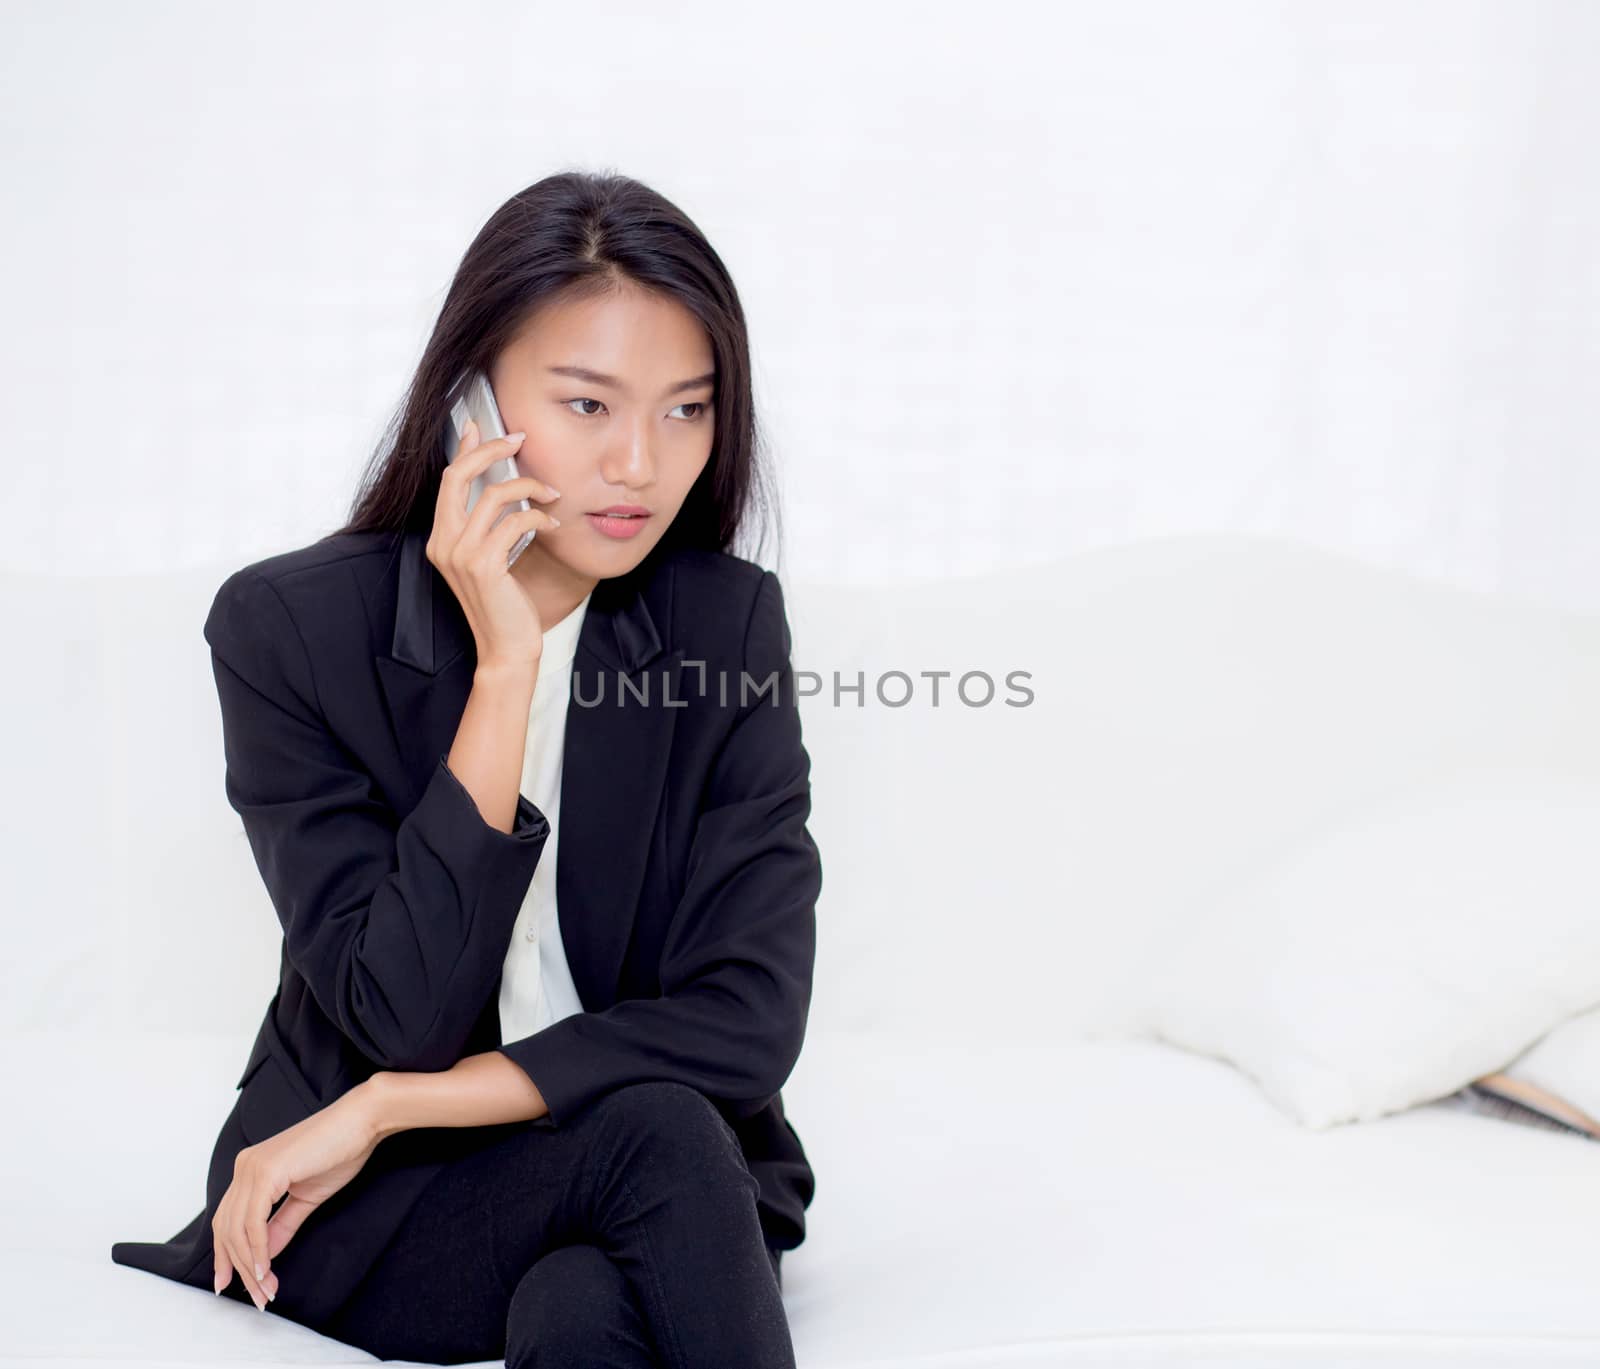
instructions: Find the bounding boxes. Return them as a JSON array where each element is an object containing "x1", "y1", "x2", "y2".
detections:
[
  {"x1": 1128, "y1": 764, "x2": 1600, "y2": 1128},
  {"x1": 1498, "y1": 1002, "x2": 1600, "y2": 1127}
]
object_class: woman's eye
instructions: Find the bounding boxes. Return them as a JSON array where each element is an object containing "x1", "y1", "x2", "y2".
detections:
[{"x1": 563, "y1": 398, "x2": 709, "y2": 420}]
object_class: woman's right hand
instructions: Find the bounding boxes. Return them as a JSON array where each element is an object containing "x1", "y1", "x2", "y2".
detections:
[
  {"x1": 211, "y1": 1078, "x2": 391, "y2": 1311},
  {"x1": 428, "y1": 417, "x2": 563, "y2": 672}
]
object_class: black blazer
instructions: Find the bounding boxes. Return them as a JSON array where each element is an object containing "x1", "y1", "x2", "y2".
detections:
[{"x1": 111, "y1": 527, "x2": 820, "y2": 1327}]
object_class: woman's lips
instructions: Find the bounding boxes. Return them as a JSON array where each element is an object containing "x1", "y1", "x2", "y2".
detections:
[{"x1": 586, "y1": 512, "x2": 652, "y2": 540}]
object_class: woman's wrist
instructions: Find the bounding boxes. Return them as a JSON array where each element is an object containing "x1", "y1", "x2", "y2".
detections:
[
  {"x1": 351, "y1": 1070, "x2": 411, "y2": 1143},
  {"x1": 475, "y1": 654, "x2": 540, "y2": 688}
]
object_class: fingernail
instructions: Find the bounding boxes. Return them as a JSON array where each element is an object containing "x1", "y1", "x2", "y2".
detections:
[
  {"x1": 507, "y1": 431, "x2": 526, "y2": 444},
  {"x1": 255, "y1": 1262, "x2": 264, "y2": 1280},
  {"x1": 549, "y1": 517, "x2": 561, "y2": 527}
]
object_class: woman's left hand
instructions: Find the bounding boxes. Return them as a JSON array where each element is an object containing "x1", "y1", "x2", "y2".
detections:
[{"x1": 212, "y1": 1076, "x2": 388, "y2": 1310}]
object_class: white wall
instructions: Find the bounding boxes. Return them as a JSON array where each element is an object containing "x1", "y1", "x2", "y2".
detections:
[{"x1": 3, "y1": 0, "x2": 1596, "y2": 611}]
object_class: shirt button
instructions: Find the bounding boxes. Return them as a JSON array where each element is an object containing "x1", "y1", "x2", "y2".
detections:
[{"x1": 526, "y1": 928, "x2": 538, "y2": 941}]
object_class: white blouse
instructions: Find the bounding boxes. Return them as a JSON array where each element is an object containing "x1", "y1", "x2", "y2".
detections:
[{"x1": 497, "y1": 586, "x2": 594, "y2": 1046}]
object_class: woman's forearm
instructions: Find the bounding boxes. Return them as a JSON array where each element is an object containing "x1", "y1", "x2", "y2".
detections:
[
  {"x1": 447, "y1": 660, "x2": 540, "y2": 835},
  {"x1": 362, "y1": 1051, "x2": 551, "y2": 1140}
]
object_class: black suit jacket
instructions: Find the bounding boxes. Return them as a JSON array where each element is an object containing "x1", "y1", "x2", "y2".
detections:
[{"x1": 111, "y1": 527, "x2": 820, "y2": 1327}]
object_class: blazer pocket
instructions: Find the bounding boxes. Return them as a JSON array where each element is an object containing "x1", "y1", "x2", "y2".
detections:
[
  {"x1": 237, "y1": 1003, "x2": 324, "y2": 1107},
  {"x1": 237, "y1": 1052, "x2": 318, "y2": 1146}
]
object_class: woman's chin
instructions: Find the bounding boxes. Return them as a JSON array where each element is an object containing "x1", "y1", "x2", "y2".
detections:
[{"x1": 532, "y1": 536, "x2": 654, "y2": 583}]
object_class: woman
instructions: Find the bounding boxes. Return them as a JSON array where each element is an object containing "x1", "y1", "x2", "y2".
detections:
[{"x1": 110, "y1": 171, "x2": 820, "y2": 1367}]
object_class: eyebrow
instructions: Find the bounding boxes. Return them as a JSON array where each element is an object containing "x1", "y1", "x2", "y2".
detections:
[{"x1": 546, "y1": 364, "x2": 716, "y2": 398}]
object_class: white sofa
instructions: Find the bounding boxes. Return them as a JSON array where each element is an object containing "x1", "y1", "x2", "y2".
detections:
[{"x1": 7, "y1": 532, "x2": 1600, "y2": 1367}]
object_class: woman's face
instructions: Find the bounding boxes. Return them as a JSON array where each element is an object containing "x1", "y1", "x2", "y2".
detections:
[{"x1": 487, "y1": 282, "x2": 717, "y2": 586}]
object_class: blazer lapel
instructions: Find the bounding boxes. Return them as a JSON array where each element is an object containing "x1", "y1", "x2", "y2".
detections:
[
  {"x1": 373, "y1": 530, "x2": 478, "y2": 800},
  {"x1": 375, "y1": 530, "x2": 685, "y2": 1014}
]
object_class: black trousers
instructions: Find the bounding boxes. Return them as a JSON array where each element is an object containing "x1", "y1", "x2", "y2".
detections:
[{"x1": 238, "y1": 1080, "x2": 793, "y2": 1366}]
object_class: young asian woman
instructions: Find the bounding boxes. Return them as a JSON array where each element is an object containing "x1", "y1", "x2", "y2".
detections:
[{"x1": 110, "y1": 170, "x2": 820, "y2": 1368}]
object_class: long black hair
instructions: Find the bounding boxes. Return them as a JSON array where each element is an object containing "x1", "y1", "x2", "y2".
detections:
[{"x1": 332, "y1": 169, "x2": 782, "y2": 575}]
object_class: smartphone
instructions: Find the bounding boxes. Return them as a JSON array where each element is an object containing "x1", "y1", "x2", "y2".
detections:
[{"x1": 446, "y1": 369, "x2": 536, "y2": 569}]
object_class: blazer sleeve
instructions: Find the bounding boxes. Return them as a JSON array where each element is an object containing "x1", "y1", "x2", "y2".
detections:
[
  {"x1": 496, "y1": 569, "x2": 822, "y2": 1124},
  {"x1": 204, "y1": 566, "x2": 552, "y2": 1073}
]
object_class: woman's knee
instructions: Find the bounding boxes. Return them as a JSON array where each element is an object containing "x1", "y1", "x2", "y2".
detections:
[
  {"x1": 595, "y1": 1083, "x2": 742, "y2": 1163},
  {"x1": 506, "y1": 1243, "x2": 654, "y2": 1369},
  {"x1": 594, "y1": 1080, "x2": 725, "y2": 1132},
  {"x1": 591, "y1": 1082, "x2": 760, "y2": 1206}
]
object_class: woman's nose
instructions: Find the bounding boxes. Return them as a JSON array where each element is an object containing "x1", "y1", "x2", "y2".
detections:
[{"x1": 602, "y1": 429, "x2": 657, "y2": 484}]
